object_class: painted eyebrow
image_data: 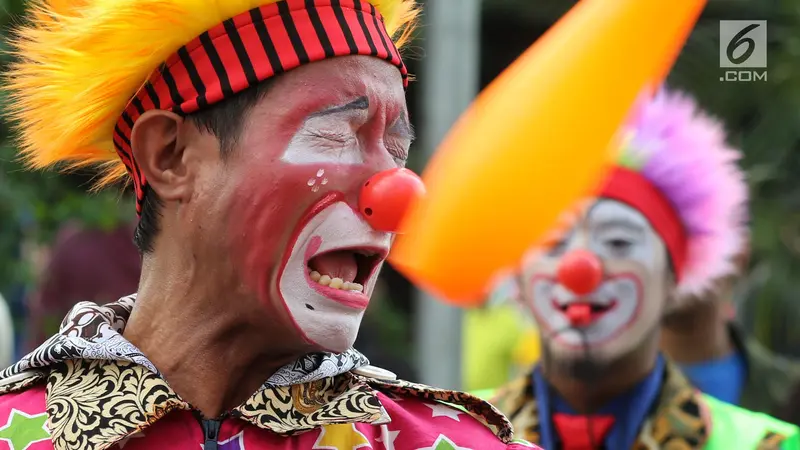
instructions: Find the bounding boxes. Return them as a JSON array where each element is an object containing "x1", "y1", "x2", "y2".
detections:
[
  {"x1": 592, "y1": 219, "x2": 646, "y2": 237},
  {"x1": 308, "y1": 96, "x2": 369, "y2": 118}
]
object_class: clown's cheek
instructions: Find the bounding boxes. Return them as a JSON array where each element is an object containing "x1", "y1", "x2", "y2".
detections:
[
  {"x1": 227, "y1": 192, "x2": 304, "y2": 300},
  {"x1": 227, "y1": 164, "x2": 362, "y2": 290},
  {"x1": 528, "y1": 281, "x2": 561, "y2": 333},
  {"x1": 582, "y1": 277, "x2": 644, "y2": 349},
  {"x1": 283, "y1": 302, "x2": 365, "y2": 352}
]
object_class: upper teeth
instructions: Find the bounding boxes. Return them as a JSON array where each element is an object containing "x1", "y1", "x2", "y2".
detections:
[{"x1": 310, "y1": 270, "x2": 364, "y2": 292}]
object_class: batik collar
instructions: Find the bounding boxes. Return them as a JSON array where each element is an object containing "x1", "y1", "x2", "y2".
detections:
[
  {"x1": 34, "y1": 357, "x2": 515, "y2": 450},
  {"x1": 491, "y1": 359, "x2": 712, "y2": 449},
  {"x1": 0, "y1": 298, "x2": 518, "y2": 450},
  {"x1": 0, "y1": 296, "x2": 385, "y2": 450},
  {"x1": 0, "y1": 295, "x2": 369, "y2": 387},
  {"x1": 40, "y1": 357, "x2": 391, "y2": 450}
]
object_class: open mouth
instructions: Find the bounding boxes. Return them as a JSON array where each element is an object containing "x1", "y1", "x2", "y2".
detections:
[
  {"x1": 552, "y1": 299, "x2": 618, "y2": 324},
  {"x1": 304, "y1": 247, "x2": 386, "y2": 309}
]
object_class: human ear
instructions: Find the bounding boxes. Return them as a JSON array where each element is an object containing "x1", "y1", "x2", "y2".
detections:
[{"x1": 130, "y1": 110, "x2": 192, "y2": 204}]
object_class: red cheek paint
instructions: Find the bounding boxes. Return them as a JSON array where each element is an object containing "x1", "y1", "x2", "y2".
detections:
[
  {"x1": 226, "y1": 160, "x2": 385, "y2": 334},
  {"x1": 223, "y1": 84, "x2": 404, "y2": 342},
  {"x1": 528, "y1": 272, "x2": 646, "y2": 348}
]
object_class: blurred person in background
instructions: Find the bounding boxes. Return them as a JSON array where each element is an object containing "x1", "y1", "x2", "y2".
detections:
[
  {"x1": 0, "y1": 0, "x2": 536, "y2": 448},
  {"x1": 463, "y1": 278, "x2": 541, "y2": 392},
  {"x1": 25, "y1": 219, "x2": 140, "y2": 350},
  {"x1": 660, "y1": 240, "x2": 800, "y2": 416},
  {"x1": 0, "y1": 293, "x2": 12, "y2": 369},
  {"x1": 481, "y1": 89, "x2": 798, "y2": 449},
  {"x1": 779, "y1": 383, "x2": 800, "y2": 427}
]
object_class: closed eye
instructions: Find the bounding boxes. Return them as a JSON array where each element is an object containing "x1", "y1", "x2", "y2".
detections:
[{"x1": 305, "y1": 129, "x2": 354, "y2": 144}]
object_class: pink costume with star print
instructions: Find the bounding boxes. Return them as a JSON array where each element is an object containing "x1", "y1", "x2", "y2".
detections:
[{"x1": 0, "y1": 387, "x2": 539, "y2": 450}]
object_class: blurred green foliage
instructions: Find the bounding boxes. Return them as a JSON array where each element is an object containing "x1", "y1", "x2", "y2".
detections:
[
  {"x1": 668, "y1": 1, "x2": 800, "y2": 357},
  {"x1": 0, "y1": 0, "x2": 134, "y2": 293}
]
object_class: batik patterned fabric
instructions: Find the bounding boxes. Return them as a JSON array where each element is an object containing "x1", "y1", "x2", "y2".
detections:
[
  {"x1": 0, "y1": 295, "x2": 368, "y2": 387},
  {"x1": 490, "y1": 362, "x2": 793, "y2": 450},
  {"x1": 0, "y1": 298, "x2": 538, "y2": 450}
]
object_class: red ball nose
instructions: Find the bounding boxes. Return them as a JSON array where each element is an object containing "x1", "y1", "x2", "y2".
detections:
[
  {"x1": 556, "y1": 250, "x2": 603, "y2": 295},
  {"x1": 359, "y1": 168, "x2": 426, "y2": 233}
]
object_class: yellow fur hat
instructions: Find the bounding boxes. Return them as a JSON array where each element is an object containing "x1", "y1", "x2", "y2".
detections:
[{"x1": 5, "y1": 0, "x2": 418, "y2": 211}]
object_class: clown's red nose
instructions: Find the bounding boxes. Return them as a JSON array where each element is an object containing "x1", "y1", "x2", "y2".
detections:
[
  {"x1": 556, "y1": 249, "x2": 603, "y2": 296},
  {"x1": 359, "y1": 168, "x2": 425, "y2": 233}
]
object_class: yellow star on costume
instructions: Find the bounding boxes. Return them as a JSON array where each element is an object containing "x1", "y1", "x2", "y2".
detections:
[{"x1": 312, "y1": 423, "x2": 372, "y2": 450}]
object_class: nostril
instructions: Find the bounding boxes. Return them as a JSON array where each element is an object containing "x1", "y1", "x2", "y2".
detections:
[{"x1": 358, "y1": 168, "x2": 425, "y2": 232}]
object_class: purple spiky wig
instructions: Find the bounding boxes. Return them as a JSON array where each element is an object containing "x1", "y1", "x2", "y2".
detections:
[{"x1": 600, "y1": 88, "x2": 748, "y2": 298}]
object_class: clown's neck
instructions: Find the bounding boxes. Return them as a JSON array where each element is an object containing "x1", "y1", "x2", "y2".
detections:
[
  {"x1": 124, "y1": 245, "x2": 313, "y2": 418},
  {"x1": 542, "y1": 337, "x2": 660, "y2": 414},
  {"x1": 660, "y1": 299, "x2": 734, "y2": 364}
]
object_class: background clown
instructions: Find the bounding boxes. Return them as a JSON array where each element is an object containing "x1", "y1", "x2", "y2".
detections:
[
  {"x1": 0, "y1": 0, "x2": 537, "y2": 449},
  {"x1": 486, "y1": 88, "x2": 800, "y2": 449}
]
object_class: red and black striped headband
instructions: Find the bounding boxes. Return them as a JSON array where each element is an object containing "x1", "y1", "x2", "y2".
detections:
[{"x1": 113, "y1": 0, "x2": 408, "y2": 215}]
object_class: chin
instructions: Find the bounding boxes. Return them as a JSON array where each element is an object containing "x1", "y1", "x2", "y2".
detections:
[
  {"x1": 277, "y1": 194, "x2": 391, "y2": 353},
  {"x1": 547, "y1": 336, "x2": 633, "y2": 364}
]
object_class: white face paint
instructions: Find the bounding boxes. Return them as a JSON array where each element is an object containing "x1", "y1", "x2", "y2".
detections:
[
  {"x1": 281, "y1": 100, "x2": 369, "y2": 165},
  {"x1": 521, "y1": 199, "x2": 672, "y2": 363},
  {"x1": 279, "y1": 202, "x2": 390, "y2": 352},
  {"x1": 227, "y1": 58, "x2": 410, "y2": 355},
  {"x1": 273, "y1": 114, "x2": 394, "y2": 351}
]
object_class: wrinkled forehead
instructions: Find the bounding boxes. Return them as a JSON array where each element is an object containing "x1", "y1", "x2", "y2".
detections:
[{"x1": 265, "y1": 56, "x2": 407, "y2": 111}]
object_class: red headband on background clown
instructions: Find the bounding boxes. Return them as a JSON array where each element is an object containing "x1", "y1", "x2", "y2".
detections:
[
  {"x1": 6, "y1": 0, "x2": 418, "y2": 216},
  {"x1": 601, "y1": 88, "x2": 748, "y2": 297}
]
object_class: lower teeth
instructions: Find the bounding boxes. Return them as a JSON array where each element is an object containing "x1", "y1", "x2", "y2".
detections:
[{"x1": 309, "y1": 270, "x2": 364, "y2": 292}]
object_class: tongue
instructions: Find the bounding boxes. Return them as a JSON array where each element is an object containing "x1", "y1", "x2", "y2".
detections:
[
  {"x1": 565, "y1": 303, "x2": 593, "y2": 327},
  {"x1": 309, "y1": 251, "x2": 358, "y2": 283}
]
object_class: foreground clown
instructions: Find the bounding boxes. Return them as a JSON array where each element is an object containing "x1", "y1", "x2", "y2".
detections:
[
  {"x1": 483, "y1": 89, "x2": 800, "y2": 449},
  {"x1": 0, "y1": 1, "x2": 538, "y2": 449}
]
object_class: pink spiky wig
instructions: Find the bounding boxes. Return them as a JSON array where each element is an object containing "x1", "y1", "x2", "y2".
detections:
[
  {"x1": 5, "y1": 0, "x2": 419, "y2": 215},
  {"x1": 600, "y1": 88, "x2": 749, "y2": 298}
]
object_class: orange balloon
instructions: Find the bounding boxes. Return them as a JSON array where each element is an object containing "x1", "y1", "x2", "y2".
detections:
[{"x1": 389, "y1": 0, "x2": 706, "y2": 305}]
